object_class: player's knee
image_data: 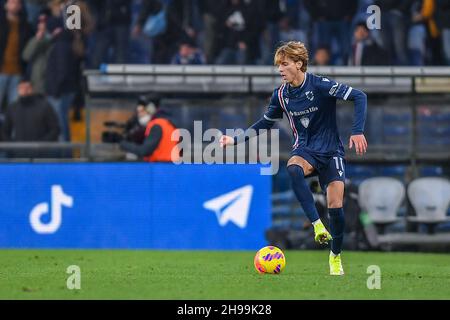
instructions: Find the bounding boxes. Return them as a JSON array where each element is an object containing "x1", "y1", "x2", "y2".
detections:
[
  {"x1": 328, "y1": 199, "x2": 343, "y2": 209},
  {"x1": 287, "y1": 164, "x2": 305, "y2": 180}
]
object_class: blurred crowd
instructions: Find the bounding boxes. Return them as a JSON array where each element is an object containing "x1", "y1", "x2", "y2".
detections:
[{"x1": 1, "y1": 0, "x2": 450, "y2": 145}]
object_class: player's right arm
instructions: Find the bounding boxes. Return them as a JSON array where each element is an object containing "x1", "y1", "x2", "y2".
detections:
[{"x1": 220, "y1": 88, "x2": 284, "y2": 147}]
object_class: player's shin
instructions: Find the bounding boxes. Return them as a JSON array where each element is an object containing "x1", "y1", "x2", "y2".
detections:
[
  {"x1": 287, "y1": 165, "x2": 320, "y2": 223},
  {"x1": 329, "y1": 208, "x2": 345, "y2": 255}
]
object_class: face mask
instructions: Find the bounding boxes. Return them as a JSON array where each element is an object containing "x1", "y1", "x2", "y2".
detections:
[{"x1": 139, "y1": 115, "x2": 151, "y2": 126}]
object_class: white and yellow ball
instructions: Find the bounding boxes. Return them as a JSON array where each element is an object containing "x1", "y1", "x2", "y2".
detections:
[{"x1": 254, "y1": 246, "x2": 286, "y2": 274}]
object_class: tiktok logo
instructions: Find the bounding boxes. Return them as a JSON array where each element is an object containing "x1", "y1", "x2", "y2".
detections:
[{"x1": 29, "y1": 185, "x2": 73, "y2": 234}]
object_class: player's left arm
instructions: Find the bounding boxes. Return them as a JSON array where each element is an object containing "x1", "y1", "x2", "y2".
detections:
[
  {"x1": 345, "y1": 87, "x2": 368, "y2": 155},
  {"x1": 318, "y1": 77, "x2": 368, "y2": 155}
]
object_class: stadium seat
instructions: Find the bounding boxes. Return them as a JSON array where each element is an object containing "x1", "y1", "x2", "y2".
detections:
[
  {"x1": 380, "y1": 165, "x2": 407, "y2": 177},
  {"x1": 406, "y1": 178, "x2": 450, "y2": 233},
  {"x1": 420, "y1": 166, "x2": 444, "y2": 177},
  {"x1": 271, "y1": 190, "x2": 295, "y2": 202},
  {"x1": 272, "y1": 205, "x2": 292, "y2": 217},
  {"x1": 382, "y1": 112, "x2": 412, "y2": 123},
  {"x1": 358, "y1": 177, "x2": 405, "y2": 231},
  {"x1": 346, "y1": 165, "x2": 378, "y2": 179}
]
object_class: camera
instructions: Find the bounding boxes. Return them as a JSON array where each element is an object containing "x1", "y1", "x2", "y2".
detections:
[
  {"x1": 101, "y1": 121, "x2": 127, "y2": 143},
  {"x1": 102, "y1": 119, "x2": 147, "y2": 144}
]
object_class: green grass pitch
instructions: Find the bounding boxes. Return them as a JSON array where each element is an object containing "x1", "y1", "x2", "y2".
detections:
[{"x1": 0, "y1": 250, "x2": 449, "y2": 300}]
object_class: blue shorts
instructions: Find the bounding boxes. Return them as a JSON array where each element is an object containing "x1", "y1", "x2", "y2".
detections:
[{"x1": 291, "y1": 148, "x2": 346, "y2": 192}]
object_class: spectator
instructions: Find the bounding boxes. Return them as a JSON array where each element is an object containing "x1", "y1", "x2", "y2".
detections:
[
  {"x1": 259, "y1": 0, "x2": 283, "y2": 65},
  {"x1": 279, "y1": 15, "x2": 307, "y2": 44},
  {"x1": 412, "y1": 0, "x2": 443, "y2": 65},
  {"x1": 23, "y1": 0, "x2": 48, "y2": 28},
  {"x1": 407, "y1": 0, "x2": 428, "y2": 65},
  {"x1": 0, "y1": 0, "x2": 32, "y2": 113},
  {"x1": 348, "y1": 21, "x2": 389, "y2": 65},
  {"x1": 436, "y1": 0, "x2": 450, "y2": 65},
  {"x1": 305, "y1": 0, "x2": 358, "y2": 65},
  {"x1": 68, "y1": 0, "x2": 95, "y2": 122},
  {"x1": 132, "y1": 0, "x2": 162, "y2": 38},
  {"x1": 241, "y1": 0, "x2": 266, "y2": 65},
  {"x1": 215, "y1": 0, "x2": 252, "y2": 65},
  {"x1": 3, "y1": 80, "x2": 60, "y2": 157},
  {"x1": 171, "y1": 38, "x2": 205, "y2": 65},
  {"x1": 45, "y1": 0, "x2": 78, "y2": 142},
  {"x1": 198, "y1": 0, "x2": 228, "y2": 63},
  {"x1": 88, "y1": 0, "x2": 132, "y2": 68},
  {"x1": 119, "y1": 94, "x2": 180, "y2": 163},
  {"x1": 134, "y1": 0, "x2": 196, "y2": 64},
  {"x1": 375, "y1": 0, "x2": 409, "y2": 65},
  {"x1": 311, "y1": 45, "x2": 331, "y2": 66},
  {"x1": 22, "y1": 11, "x2": 53, "y2": 94}
]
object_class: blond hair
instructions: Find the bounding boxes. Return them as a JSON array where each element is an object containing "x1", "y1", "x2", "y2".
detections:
[{"x1": 274, "y1": 41, "x2": 309, "y2": 72}]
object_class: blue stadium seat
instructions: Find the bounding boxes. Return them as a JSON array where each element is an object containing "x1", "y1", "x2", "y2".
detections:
[
  {"x1": 271, "y1": 190, "x2": 294, "y2": 202},
  {"x1": 380, "y1": 165, "x2": 407, "y2": 177},
  {"x1": 346, "y1": 165, "x2": 378, "y2": 178},
  {"x1": 383, "y1": 126, "x2": 410, "y2": 136},
  {"x1": 272, "y1": 205, "x2": 291, "y2": 217},
  {"x1": 420, "y1": 166, "x2": 444, "y2": 177},
  {"x1": 419, "y1": 112, "x2": 450, "y2": 122},
  {"x1": 383, "y1": 113, "x2": 412, "y2": 123}
]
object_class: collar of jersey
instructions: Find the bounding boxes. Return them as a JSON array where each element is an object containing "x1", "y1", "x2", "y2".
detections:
[{"x1": 286, "y1": 72, "x2": 308, "y2": 98}]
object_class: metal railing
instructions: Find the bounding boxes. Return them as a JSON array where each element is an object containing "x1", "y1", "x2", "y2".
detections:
[{"x1": 84, "y1": 65, "x2": 450, "y2": 94}]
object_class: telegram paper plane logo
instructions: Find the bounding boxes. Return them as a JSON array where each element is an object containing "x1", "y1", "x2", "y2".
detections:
[{"x1": 203, "y1": 185, "x2": 253, "y2": 229}]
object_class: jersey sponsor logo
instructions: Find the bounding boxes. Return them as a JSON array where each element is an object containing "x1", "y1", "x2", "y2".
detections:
[
  {"x1": 284, "y1": 97, "x2": 289, "y2": 105},
  {"x1": 203, "y1": 185, "x2": 253, "y2": 229},
  {"x1": 322, "y1": 77, "x2": 330, "y2": 82},
  {"x1": 306, "y1": 91, "x2": 314, "y2": 101},
  {"x1": 289, "y1": 106, "x2": 318, "y2": 117},
  {"x1": 300, "y1": 117, "x2": 310, "y2": 128}
]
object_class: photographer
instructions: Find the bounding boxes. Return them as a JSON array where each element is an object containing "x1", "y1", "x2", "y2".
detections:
[{"x1": 119, "y1": 95, "x2": 180, "y2": 163}]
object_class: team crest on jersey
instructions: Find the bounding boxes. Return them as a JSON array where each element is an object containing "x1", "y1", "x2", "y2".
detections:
[
  {"x1": 306, "y1": 91, "x2": 314, "y2": 101},
  {"x1": 300, "y1": 117, "x2": 310, "y2": 128}
]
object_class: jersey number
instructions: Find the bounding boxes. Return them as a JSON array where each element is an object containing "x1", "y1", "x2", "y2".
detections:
[{"x1": 333, "y1": 157, "x2": 344, "y2": 171}]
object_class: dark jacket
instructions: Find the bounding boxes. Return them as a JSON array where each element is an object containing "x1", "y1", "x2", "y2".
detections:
[
  {"x1": 436, "y1": 0, "x2": 450, "y2": 29},
  {"x1": 3, "y1": 94, "x2": 60, "y2": 142},
  {"x1": 305, "y1": 0, "x2": 358, "y2": 21},
  {"x1": 198, "y1": 0, "x2": 228, "y2": 18},
  {"x1": 0, "y1": 8, "x2": 32, "y2": 75},
  {"x1": 374, "y1": 0, "x2": 412, "y2": 14},
  {"x1": 349, "y1": 38, "x2": 390, "y2": 65},
  {"x1": 88, "y1": 0, "x2": 132, "y2": 29},
  {"x1": 217, "y1": 1, "x2": 252, "y2": 50},
  {"x1": 45, "y1": 16, "x2": 77, "y2": 97}
]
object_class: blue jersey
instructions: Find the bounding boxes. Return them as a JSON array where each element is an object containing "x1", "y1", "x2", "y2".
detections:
[{"x1": 263, "y1": 73, "x2": 367, "y2": 157}]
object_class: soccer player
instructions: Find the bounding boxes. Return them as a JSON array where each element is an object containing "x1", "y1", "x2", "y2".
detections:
[{"x1": 219, "y1": 41, "x2": 367, "y2": 275}]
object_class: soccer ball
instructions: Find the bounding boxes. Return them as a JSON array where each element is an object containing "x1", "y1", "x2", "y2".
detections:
[{"x1": 254, "y1": 246, "x2": 286, "y2": 274}]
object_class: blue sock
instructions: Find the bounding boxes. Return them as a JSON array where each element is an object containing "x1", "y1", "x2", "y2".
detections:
[
  {"x1": 329, "y1": 208, "x2": 345, "y2": 255},
  {"x1": 287, "y1": 165, "x2": 320, "y2": 223}
]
